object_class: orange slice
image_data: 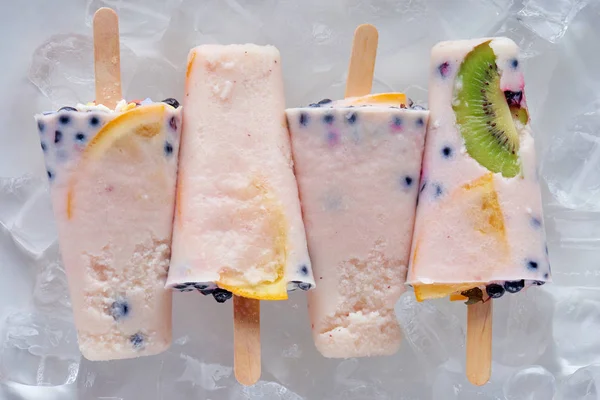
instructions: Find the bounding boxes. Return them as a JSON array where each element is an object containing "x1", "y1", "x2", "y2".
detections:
[
  {"x1": 215, "y1": 177, "x2": 289, "y2": 301},
  {"x1": 414, "y1": 282, "x2": 484, "y2": 302},
  {"x1": 66, "y1": 104, "x2": 167, "y2": 219},
  {"x1": 336, "y1": 92, "x2": 408, "y2": 107}
]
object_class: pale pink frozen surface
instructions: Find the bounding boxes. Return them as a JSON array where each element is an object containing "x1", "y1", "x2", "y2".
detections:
[
  {"x1": 167, "y1": 44, "x2": 314, "y2": 296},
  {"x1": 287, "y1": 105, "x2": 428, "y2": 357},
  {"x1": 407, "y1": 37, "x2": 550, "y2": 293},
  {"x1": 35, "y1": 103, "x2": 181, "y2": 360}
]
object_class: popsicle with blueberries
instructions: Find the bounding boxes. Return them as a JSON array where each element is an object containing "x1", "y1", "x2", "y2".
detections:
[
  {"x1": 34, "y1": 8, "x2": 180, "y2": 360},
  {"x1": 406, "y1": 37, "x2": 549, "y2": 385},
  {"x1": 286, "y1": 25, "x2": 429, "y2": 358}
]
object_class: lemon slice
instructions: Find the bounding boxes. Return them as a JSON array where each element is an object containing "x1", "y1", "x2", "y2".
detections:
[
  {"x1": 85, "y1": 103, "x2": 166, "y2": 159},
  {"x1": 218, "y1": 278, "x2": 288, "y2": 301},
  {"x1": 66, "y1": 103, "x2": 167, "y2": 219},
  {"x1": 414, "y1": 282, "x2": 484, "y2": 302},
  {"x1": 336, "y1": 92, "x2": 408, "y2": 107}
]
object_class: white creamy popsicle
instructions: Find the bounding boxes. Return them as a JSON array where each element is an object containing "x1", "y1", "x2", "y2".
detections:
[
  {"x1": 407, "y1": 37, "x2": 550, "y2": 303},
  {"x1": 287, "y1": 95, "x2": 428, "y2": 357},
  {"x1": 167, "y1": 44, "x2": 314, "y2": 302},
  {"x1": 36, "y1": 99, "x2": 181, "y2": 360}
]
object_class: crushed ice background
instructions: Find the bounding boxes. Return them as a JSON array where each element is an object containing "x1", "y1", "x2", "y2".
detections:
[{"x1": 1, "y1": 0, "x2": 600, "y2": 398}]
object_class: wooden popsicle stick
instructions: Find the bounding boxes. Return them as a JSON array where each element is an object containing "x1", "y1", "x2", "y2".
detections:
[
  {"x1": 345, "y1": 24, "x2": 379, "y2": 98},
  {"x1": 233, "y1": 295, "x2": 261, "y2": 386},
  {"x1": 93, "y1": 7, "x2": 122, "y2": 109},
  {"x1": 466, "y1": 300, "x2": 493, "y2": 386}
]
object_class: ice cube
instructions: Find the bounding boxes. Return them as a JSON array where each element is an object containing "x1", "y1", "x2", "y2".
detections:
[
  {"x1": 0, "y1": 381, "x2": 77, "y2": 400},
  {"x1": 556, "y1": 364, "x2": 600, "y2": 400},
  {"x1": 492, "y1": 287, "x2": 554, "y2": 366},
  {"x1": 85, "y1": 0, "x2": 182, "y2": 50},
  {"x1": 552, "y1": 287, "x2": 600, "y2": 373},
  {"x1": 542, "y1": 108, "x2": 600, "y2": 211},
  {"x1": 517, "y1": 0, "x2": 590, "y2": 43},
  {"x1": 32, "y1": 244, "x2": 71, "y2": 318},
  {"x1": 10, "y1": 185, "x2": 57, "y2": 257},
  {"x1": 395, "y1": 292, "x2": 464, "y2": 373},
  {"x1": 0, "y1": 312, "x2": 80, "y2": 386},
  {"x1": 28, "y1": 33, "x2": 138, "y2": 109},
  {"x1": 503, "y1": 365, "x2": 556, "y2": 400},
  {"x1": 229, "y1": 381, "x2": 304, "y2": 400},
  {"x1": 432, "y1": 359, "x2": 513, "y2": 399},
  {"x1": 0, "y1": 175, "x2": 43, "y2": 228}
]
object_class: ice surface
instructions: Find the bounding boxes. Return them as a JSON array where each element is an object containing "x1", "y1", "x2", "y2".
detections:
[
  {"x1": 517, "y1": 0, "x2": 589, "y2": 43},
  {"x1": 556, "y1": 364, "x2": 600, "y2": 400},
  {"x1": 503, "y1": 365, "x2": 556, "y2": 400},
  {"x1": 2, "y1": 0, "x2": 600, "y2": 398}
]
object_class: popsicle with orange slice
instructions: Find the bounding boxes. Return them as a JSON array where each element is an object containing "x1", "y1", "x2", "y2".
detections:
[{"x1": 34, "y1": 8, "x2": 181, "y2": 361}]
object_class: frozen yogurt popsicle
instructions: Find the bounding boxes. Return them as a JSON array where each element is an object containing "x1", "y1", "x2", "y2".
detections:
[
  {"x1": 407, "y1": 37, "x2": 550, "y2": 303},
  {"x1": 286, "y1": 95, "x2": 428, "y2": 357},
  {"x1": 167, "y1": 44, "x2": 314, "y2": 302},
  {"x1": 35, "y1": 98, "x2": 181, "y2": 360}
]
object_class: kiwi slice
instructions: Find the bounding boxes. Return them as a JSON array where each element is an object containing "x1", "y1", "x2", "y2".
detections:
[{"x1": 452, "y1": 41, "x2": 521, "y2": 178}]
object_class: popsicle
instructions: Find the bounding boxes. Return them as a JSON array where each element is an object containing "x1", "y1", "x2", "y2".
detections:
[
  {"x1": 167, "y1": 43, "x2": 313, "y2": 384},
  {"x1": 34, "y1": 9, "x2": 180, "y2": 360},
  {"x1": 406, "y1": 37, "x2": 549, "y2": 384},
  {"x1": 286, "y1": 25, "x2": 429, "y2": 358}
]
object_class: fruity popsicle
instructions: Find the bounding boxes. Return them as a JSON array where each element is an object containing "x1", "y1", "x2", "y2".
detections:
[
  {"x1": 167, "y1": 44, "x2": 314, "y2": 302},
  {"x1": 35, "y1": 98, "x2": 181, "y2": 360},
  {"x1": 407, "y1": 37, "x2": 550, "y2": 303},
  {"x1": 287, "y1": 95, "x2": 428, "y2": 357}
]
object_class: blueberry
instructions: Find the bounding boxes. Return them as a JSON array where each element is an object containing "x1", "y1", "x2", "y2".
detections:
[
  {"x1": 486, "y1": 283, "x2": 505, "y2": 299},
  {"x1": 299, "y1": 112, "x2": 309, "y2": 126},
  {"x1": 89, "y1": 116, "x2": 100, "y2": 127},
  {"x1": 59, "y1": 114, "x2": 70, "y2": 125},
  {"x1": 441, "y1": 146, "x2": 453, "y2": 158},
  {"x1": 404, "y1": 176, "x2": 413, "y2": 187},
  {"x1": 434, "y1": 184, "x2": 443, "y2": 198},
  {"x1": 162, "y1": 98, "x2": 180, "y2": 108},
  {"x1": 38, "y1": 121, "x2": 45, "y2": 132},
  {"x1": 54, "y1": 130, "x2": 63, "y2": 144},
  {"x1": 174, "y1": 283, "x2": 195, "y2": 292},
  {"x1": 438, "y1": 61, "x2": 450, "y2": 77},
  {"x1": 298, "y1": 282, "x2": 312, "y2": 291},
  {"x1": 299, "y1": 265, "x2": 309, "y2": 276},
  {"x1": 169, "y1": 116, "x2": 178, "y2": 131},
  {"x1": 212, "y1": 288, "x2": 232, "y2": 303},
  {"x1": 503, "y1": 280, "x2": 525, "y2": 293},
  {"x1": 532, "y1": 280, "x2": 545, "y2": 286},
  {"x1": 47, "y1": 169, "x2": 54, "y2": 180},
  {"x1": 130, "y1": 332, "x2": 144, "y2": 349},
  {"x1": 58, "y1": 106, "x2": 77, "y2": 112},
  {"x1": 164, "y1": 142, "x2": 174, "y2": 156},
  {"x1": 41, "y1": 142, "x2": 47, "y2": 152},
  {"x1": 530, "y1": 217, "x2": 542, "y2": 229},
  {"x1": 318, "y1": 99, "x2": 332, "y2": 105},
  {"x1": 411, "y1": 105, "x2": 426, "y2": 111},
  {"x1": 75, "y1": 132, "x2": 86, "y2": 143},
  {"x1": 527, "y1": 260, "x2": 539, "y2": 271},
  {"x1": 346, "y1": 112, "x2": 357, "y2": 124},
  {"x1": 504, "y1": 90, "x2": 523, "y2": 107},
  {"x1": 193, "y1": 283, "x2": 209, "y2": 290},
  {"x1": 110, "y1": 300, "x2": 129, "y2": 320},
  {"x1": 308, "y1": 103, "x2": 321, "y2": 108},
  {"x1": 416, "y1": 117, "x2": 425, "y2": 127},
  {"x1": 393, "y1": 116, "x2": 402, "y2": 127},
  {"x1": 323, "y1": 114, "x2": 334, "y2": 124},
  {"x1": 511, "y1": 59, "x2": 519, "y2": 69}
]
